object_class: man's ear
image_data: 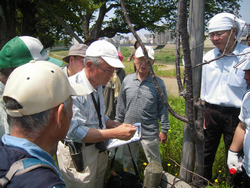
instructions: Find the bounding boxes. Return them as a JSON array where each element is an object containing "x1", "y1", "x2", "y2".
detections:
[
  {"x1": 69, "y1": 56, "x2": 74, "y2": 64},
  {"x1": 56, "y1": 104, "x2": 65, "y2": 129},
  {"x1": 151, "y1": 59, "x2": 155, "y2": 65},
  {"x1": 85, "y1": 60, "x2": 93, "y2": 68}
]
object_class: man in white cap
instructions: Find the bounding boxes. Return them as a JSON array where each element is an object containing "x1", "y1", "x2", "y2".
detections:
[
  {"x1": 0, "y1": 60, "x2": 87, "y2": 187},
  {"x1": 228, "y1": 55, "x2": 250, "y2": 188},
  {"x1": 0, "y1": 36, "x2": 63, "y2": 138},
  {"x1": 57, "y1": 40, "x2": 136, "y2": 188},
  {"x1": 116, "y1": 46, "x2": 169, "y2": 174},
  {"x1": 62, "y1": 44, "x2": 88, "y2": 77},
  {"x1": 201, "y1": 13, "x2": 250, "y2": 186}
]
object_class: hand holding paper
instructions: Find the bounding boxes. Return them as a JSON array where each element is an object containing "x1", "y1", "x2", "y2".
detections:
[{"x1": 107, "y1": 123, "x2": 141, "y2": 149}]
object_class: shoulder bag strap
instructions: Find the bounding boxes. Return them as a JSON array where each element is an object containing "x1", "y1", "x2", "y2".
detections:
[{"x1": 91, "y1": 92, "x2": 103, "y2": 129}]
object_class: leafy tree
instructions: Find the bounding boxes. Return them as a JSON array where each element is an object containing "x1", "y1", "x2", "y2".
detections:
[{"x1": 0, "y1": 0, "x2": 241, "y2": 49}]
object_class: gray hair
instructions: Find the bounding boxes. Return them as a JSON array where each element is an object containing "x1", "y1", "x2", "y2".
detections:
[
  {"x1": 84, "y1": 56, "x2": 103, "y2": 66},
  {"x1": 5, "y1": 97, "x2": 71, "y2": 138}
]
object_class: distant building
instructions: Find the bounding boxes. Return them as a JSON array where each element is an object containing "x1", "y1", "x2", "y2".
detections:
[
  {"x1": 120, "y1": 36, "x2": 130, "y2": 44},
  {"x1": 154, "y1": 30, "x2": 175, "y2": 44},
  {"x1": 110, "y1": 30, "x2": 176, "y2": 45},
  {"x1": 238, "y1": 23, "x2": 250, "y2": 45},
  {"x1": 144, "y1": 34, "x2": 154, "y2": 43},
  {"x1": 246, "y1": 23, "x2": 250, "y2": 36}
]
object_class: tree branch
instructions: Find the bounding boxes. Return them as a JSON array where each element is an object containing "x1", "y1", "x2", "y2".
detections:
[
  {"x1": 120, "y1": 0, "x2": 188, "y2": 123},
  {"x1": 39, "y1": 0, "x2": 83, "y2": 44},
  {"x1": 175, "y1": 7, "x2": 184, "y2": 95},
  {"x1": 194, "y1": 51, "x2": 250, "y2": 68}
]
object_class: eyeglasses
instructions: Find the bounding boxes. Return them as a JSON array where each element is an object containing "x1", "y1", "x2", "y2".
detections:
[
  {"x1": 208, "y1": 30, "x2": 230, "y2": 39},
  {"x1": 96, "y1": 64, "x2": 115, "y2": 74}
]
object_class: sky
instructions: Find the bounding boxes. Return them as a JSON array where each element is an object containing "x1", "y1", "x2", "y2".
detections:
[{"x1": 239, "y1": 0, "x2": 250, "y2": 23}]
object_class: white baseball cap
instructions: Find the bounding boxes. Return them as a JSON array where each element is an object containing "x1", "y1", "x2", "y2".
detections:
[
  {"x1": 0, "y1": 36, "x2": 63, "y2": 69},
  {"x1": 234, "y1": 54, "x2": 250, "y2": 70},
  {"x1": 208, "y1": 13, "x2": 247, "y2": 38},
  {"x1": 135, "y1": 46, "x2": 155, "y2": 60},
  {"x1": 3, "y1": 60, "x2": 87, "y2": 117},
  {"x1": 86, "y1": 40, "x2": 125, "y2": 68}
]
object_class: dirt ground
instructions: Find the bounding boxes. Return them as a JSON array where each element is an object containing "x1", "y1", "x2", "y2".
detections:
[
  {"x1": 160, "y1": 77, "x2": 180, "y2": 97},
  {"x1": 158, "y1": 64, "x2": 182, "y2": 97}
]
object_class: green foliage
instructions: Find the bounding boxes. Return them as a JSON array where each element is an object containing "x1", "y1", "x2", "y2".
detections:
[
  {"x1": 121, "y1": 47, "x2": 132, "y2": 59},
  {"x1": 160, "y1": 96, "x2": 185, "y2": 176},
  {"x1": 130, "y1": 96, "x2": 232, "y2": 187},
  {"x1": 8, "y1": 0, "x2": 241, "y2": 47}
]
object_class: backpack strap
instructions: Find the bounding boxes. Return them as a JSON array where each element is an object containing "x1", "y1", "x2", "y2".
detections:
[{"x1": 0, "y1": 158, "x2": 59, "y2": 188}]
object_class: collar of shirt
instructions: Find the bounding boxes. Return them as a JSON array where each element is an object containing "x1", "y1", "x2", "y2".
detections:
[
  {"x1": 215, "y1": 42, "x2": 241, "y2": 57},
  {"x1": 133, "y1": 72, "x2": 152, "y2": 82},
  {"x1": 1, "y1": 134, "x2": 64, "y2": 181},
  {"x1": 69, "y1": 69, "x2": 96, "y2": 95},
  {"x1": 62, "y1": 65, "x2": 68, "y2": 76}
]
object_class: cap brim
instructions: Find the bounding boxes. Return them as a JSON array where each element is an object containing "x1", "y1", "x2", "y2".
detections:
[
  {"x1": 69, "y1": 83, "x2": 88, "y2": 96},
  {"x1": 135, "y1": 46, "x2": 155, "y2": 60},
  {"x1": 135, "y1": 54, "x2": 154, "y2": 60},
  {"x1": 62, "y1": 56, "x2": 70, "y2": 63},
  {"x1": 102, "y1": 56, "x2": 125, "y2": 68},
  {"x1": 47, "y1": 57, "x2": 63, "y2": 67}
]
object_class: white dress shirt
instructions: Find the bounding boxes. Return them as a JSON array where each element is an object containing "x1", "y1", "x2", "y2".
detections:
[{"x1": 201, "y1": 43, "x2": 250, "y2": 108}]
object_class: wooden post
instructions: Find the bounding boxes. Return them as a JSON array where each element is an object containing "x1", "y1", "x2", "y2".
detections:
[
  {"x1": 160, "y1": 171, "x2": 192, "y2": 188},
  {"x1": 179, "y1": 0, "x2": 205, "y2": 183},
  {"x1": 143, "y1": 161, "x2": 163, "y2": 188}
]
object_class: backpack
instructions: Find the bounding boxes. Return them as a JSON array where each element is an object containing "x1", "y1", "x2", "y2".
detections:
[{"x1": 0, "y1": 158, "x2": 59, "y2": 188}]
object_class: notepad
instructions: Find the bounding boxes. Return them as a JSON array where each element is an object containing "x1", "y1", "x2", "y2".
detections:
[{"x1": 106, "y1": 123, "x2": 141, "y2": 149}]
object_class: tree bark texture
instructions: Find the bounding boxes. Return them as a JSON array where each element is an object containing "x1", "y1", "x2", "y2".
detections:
[
  {"x1": 179, "y1": 0, "x2": 205, "y2": 186},
  {"x1": 0, "y1": 0, "x2": 16, "y2": 49},
  {"x1": 16, "y1": 0, "x2": 37, "y2": 36},
  {"x1": 177, "y1": 0, "x2": 204, "y2": 186},
  {"x1": 189, "y1": 0, "x2": 205, "y2": 184}
]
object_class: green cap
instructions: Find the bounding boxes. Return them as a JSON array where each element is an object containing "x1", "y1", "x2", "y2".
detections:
[{"x1": 0, "y1": 36, "x2": 63, "y2": 69}]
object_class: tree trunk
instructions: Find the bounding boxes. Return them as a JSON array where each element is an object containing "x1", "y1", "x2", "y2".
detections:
[
  {"x1": 0, "y1": 0, "x2": 16, "y2": 49},
  {"x1": 179, "y1": 0, "x2": 205, "y2": 185},
  {"x1": 189, "y1": 0, "x2": 205, "y2": 185},
  {"x1": 91, "y1": 3, "x2": 107, "y2": 39},
  {"x1": 179, "y1": 110, "x2": 195, "y2": 182},
  {"x1": 17, "y1": 0, "x2": 37, "y2": 36}
]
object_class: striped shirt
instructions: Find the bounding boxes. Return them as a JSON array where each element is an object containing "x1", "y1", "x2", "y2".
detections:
[
  {"x1": 116, "y1": 73, "x2": 170, "y2": 138},
  {"x1": 66, "y1": 70, "x2": 109, "y2": 143}
]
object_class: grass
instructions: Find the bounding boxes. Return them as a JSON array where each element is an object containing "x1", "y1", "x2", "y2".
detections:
[
  {"x1": 50, "y1": 46, "x2": 233, "y2": 187},
  {"x1": 103, "y1": 96, "x2": 232, "y2": 187}
]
